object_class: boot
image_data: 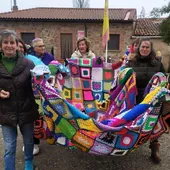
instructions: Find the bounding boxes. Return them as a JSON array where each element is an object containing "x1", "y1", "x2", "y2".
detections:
[
  {"x1": 24, "y1": 160, "x2": 33, "y2": 170},
  {"x1": 149, "y1": 142, "x2": 161, "y2": 164}
]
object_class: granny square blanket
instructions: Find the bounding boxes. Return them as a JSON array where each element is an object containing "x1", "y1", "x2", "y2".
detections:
[{"x1": 31, "y1": 59, "x2": 170, "y2": 156}]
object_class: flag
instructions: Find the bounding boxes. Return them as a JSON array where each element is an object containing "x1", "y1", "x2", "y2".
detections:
[{"x1": 102, "y1": 0, "x2": 110, "y2": 48}]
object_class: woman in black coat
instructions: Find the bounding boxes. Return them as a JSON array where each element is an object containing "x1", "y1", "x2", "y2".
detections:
[
  {"x1": 126, "y1": 38, "x2": 165, "y2": 164},
  {"x1": 0, "y1": 29, "x2": 39, "y2": 170}
]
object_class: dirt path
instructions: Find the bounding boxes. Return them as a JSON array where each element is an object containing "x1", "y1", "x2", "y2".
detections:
[{"x1": 0, "y1": 129, "x2": 169, "y2": 170}]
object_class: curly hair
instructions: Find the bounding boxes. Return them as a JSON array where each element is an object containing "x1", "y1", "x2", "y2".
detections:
[{"x1": 76, "y1": 37, "x2": 91, "y2": 52}]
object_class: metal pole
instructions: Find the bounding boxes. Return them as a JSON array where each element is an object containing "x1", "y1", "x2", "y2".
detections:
[
  {"x1": 13, "y1": 0, "x2": 17, "y2": 6},
  {"x1": 105, "y1": 42, "x2": 108, "y2": 63}
]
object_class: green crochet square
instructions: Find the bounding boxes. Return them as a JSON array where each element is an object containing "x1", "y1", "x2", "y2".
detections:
[{"x1": 58, "y1": 118, "x2": 76, "y2": 139}]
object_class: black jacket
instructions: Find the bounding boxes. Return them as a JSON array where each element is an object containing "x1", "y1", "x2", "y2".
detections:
[
  {"x1": 126, "y1": 57, "x2": 165, "y2": 103},
  {"x1": 0, "y1": 52, "x2": 39, "y2": 127}
]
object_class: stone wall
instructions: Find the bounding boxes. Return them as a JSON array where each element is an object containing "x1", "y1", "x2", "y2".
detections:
[
  {"x1": 151, "y1": 39, "x2": 170, "y2": 71},
  {"x1": 0, "y1": 21, "x2": 133, "y2": 62},
  {"x1": 1, "y1": 21, "x2": 169, "y2": 70}
]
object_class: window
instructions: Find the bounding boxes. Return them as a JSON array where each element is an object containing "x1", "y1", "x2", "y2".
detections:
[
  {"x1": 21, "y1": 32, "x2": 35, "y2": 45},
  {"x1": 108, "y1": 34, "x2": 120, "y2": 50},
  {"x1": 60, "y1": 33, "x2": 73, "y2": 59}
]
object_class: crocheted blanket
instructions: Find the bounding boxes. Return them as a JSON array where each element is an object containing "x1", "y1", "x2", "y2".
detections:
[
  {"x1": 62, "y1": 58, "x2": 115, "y2": 112},
  {"x1": 31, "y1": 60, "x2": 170, "y2": 156}
]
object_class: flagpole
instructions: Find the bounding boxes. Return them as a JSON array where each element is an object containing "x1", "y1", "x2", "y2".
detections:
[
  {"x1": 105, "y1": 42, "x2": 108, "y2": 63},
  {"x1": 102, "y1": 0, "x2": 109, "y2": 63}
]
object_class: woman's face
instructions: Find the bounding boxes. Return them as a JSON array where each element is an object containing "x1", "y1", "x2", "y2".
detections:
[
  {"x1": 78, "y1": 40, "x2": 87, "y2": 54},
  {"x1": 139, "y1": 41, "x2": 151, "y2": 57},
  {"x1": 34, "y1": 41, "x2": 45, "y2": 56},
  {"x1": 1, "y1": 36, "x2": 17, "y2": 57},
  {"x1": 18, "y1": 42, "x2": 24, "y2": 54}
]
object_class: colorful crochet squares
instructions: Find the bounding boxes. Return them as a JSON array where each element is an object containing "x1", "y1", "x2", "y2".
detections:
[
  {"x1": 92, "y1": 81, "x2": 102, "y2": 92},
  {"x1": 103, "y1": 69, "x2": 114, "y2": 81},
  {"x1": 93, "y1": 92, "x2": 103, "y2": 101},
  {"x1": 91, "y1": 141, "x2": 113, "y2": 154},
  {"x1": 80, "y1": 67, "x2": 91, "y2": 79},
  {"x1": 63, "y1": 87, "x2": 72, "y2": 100},
  {"x1": 103, "y1": 81, "x2": 112, "y2": 92},
  {"x1": 81, "y1": 79, "x2": 91, "y2": 90},
  {"x1": 69, "y1": 64, "x2": 80, "y2": 77},
  {"x1": 57, "y1": 118, "x2": 76, "y2": 139},
  {"x1": 73, "y1": 131, "x2": 94, "y2": 148},
  {"x1": 83, "y1": 90, "x2": 94, "y2": 101},
  {"x1": 72, "y1": 89, "x2": 83, "y2": 102},
  {"x1": 92, "y1": 68, "x2": 103, "y2": 81},
  {"x1": 79, "y1": 58, "x2": 92, "y2": 67},
  {"x1": 54, "y1": 99, "x2": 73, "y2": 119},
  {"x1": 71, "y1": 102, "x2": 84, "y2": 111},
  {"x1": 115, "y1": 131, "x2": 138, "y2": 149},
  {"x1": 72, "y1": 78, "x2": 82, "y2": 89}
]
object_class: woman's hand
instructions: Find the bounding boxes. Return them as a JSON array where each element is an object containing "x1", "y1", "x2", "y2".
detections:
[
  {"x1": 0, "y1": 90, "x2": 10, "y2": 99},
  {"x1": 100, "y1": 56, "x2": 105, "y2": 61}
]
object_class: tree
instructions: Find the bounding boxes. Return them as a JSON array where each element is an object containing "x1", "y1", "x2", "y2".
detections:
[
  {"x1": 150, "y1": 2, "x2": 170, "y2": 18},
  {"x1": 160, "y1": 16, "x2": 170, "y2": 44},
  {"x1": 150, "y1": 8, "x2": 161, "y2": 18},
  {"x1": 73, "y1": 0, "x2": 90, "y2": 8},
  {"x1": 139, "y1": 6, "x2": 146, "y2": 18}
]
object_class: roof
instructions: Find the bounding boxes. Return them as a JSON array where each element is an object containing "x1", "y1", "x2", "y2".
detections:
[
  {"x1": 134, "y1": 18, "x2": 165, "y2": 36},
  {"x1": 0, "y1": 7, "x2": 136, "y2": 22}
]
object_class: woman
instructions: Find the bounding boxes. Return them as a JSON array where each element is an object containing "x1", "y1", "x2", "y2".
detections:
[
  {"x1": 18, "y1": 39, "x2": 44, "y2": 156},
  {"x1": 0, "y1": 29, "x2": 39, "y2": 170},
  {"x1": 18, "y1": 39, "x2": 44, "y2": 66},
  {"x1": 30, "y1": 38, "x2": 54, "y2": 65},
  {"x1": 126, "y1": 38, "x2": 165, "y2": 164},
  {"x1": 71, "y1": 37, "x2": 96, "y2": 59}
]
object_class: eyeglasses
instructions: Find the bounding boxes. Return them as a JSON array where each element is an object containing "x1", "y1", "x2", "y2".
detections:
[{"x1": 36, "y1": 45, "x2": 45, "y2": 48}]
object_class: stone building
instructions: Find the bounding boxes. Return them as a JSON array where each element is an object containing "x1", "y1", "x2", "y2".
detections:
[
  {"x1": 0, "y1": 7, "x2": 136, "y2": 63},
  {"x1": 133, "y1": 18, "x2": 170, "y2": 71},
  {"x1": 0, "y1": 7, "x2": 169, "y2": 70}
]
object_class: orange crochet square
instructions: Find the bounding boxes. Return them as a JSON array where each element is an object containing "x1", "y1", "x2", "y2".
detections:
[{"x1": 73, "y1": 131, "x2": 94, "y2": 149}]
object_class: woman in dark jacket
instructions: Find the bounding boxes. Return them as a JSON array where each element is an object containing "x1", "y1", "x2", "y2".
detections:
[
  {"x1": 0, "y1": 29, "x2": 39, "y2": 170},
  {"x1": 126, "y1": 38, "x2": 165, "y2": 164}
]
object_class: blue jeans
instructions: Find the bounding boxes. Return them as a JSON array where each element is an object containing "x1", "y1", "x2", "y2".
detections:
[{"x1": 2, "y1": 122, "x2": 34, "y2": 170}]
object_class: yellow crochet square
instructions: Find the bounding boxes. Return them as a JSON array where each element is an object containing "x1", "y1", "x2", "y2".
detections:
[
  {"x1": 103, "y1": 81, "x2": 112, "y2": 91},
  {"x1": 77, "y1": 118, "x2": 102, "y2": 132}
]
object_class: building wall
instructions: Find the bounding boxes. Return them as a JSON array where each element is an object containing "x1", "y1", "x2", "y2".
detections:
[
  {"x1": 0, "y1": 20, "x2": 133, "y2": 62},
  {"x1": 151, "y1": 39, "x2": 170, "y2": 71}
]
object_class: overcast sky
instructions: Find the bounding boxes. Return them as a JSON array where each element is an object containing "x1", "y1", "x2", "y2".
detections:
[{"x1": 0, "y1": 0, "x2": 168, "y2": 17}]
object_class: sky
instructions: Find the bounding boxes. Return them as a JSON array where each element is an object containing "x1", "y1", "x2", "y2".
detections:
[{"x1": 0, "y1": 0, "x2": 168, "y2": 17}]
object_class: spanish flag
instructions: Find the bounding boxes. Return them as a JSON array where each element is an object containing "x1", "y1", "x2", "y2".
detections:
[{"x1": 102, "y1": 0, "x2": 110, "y2": 48}]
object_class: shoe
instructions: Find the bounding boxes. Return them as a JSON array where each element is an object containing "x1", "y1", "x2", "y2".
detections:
[
  {"x1": 22, "y1": 144, "x2": 40, "y2": 155},
  {"x1": 33, "y1": 144, "x2": 40, "y2": 155},
  {"x1": 149, "y1": 141, "x2": 161, "y2": 164},
  {"x1": 24, "y1": 160, "x2": 33, "y2": 170}
]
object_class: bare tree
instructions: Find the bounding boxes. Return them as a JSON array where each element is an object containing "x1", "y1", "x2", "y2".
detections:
[
  {"x1": 73, "y1": 0, "x2": 90, "y2": 8},
  {"x1": 139, "y1": 6, "x2": 146, "y2": 18}
]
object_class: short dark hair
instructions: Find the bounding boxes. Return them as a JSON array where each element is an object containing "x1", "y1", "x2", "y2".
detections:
[
  {"x1": 0, "y1": 29, "x2": 18, "y2": 48},
  {"x1": 18, "y1": 39, "x2": 27, "y2": 55}
]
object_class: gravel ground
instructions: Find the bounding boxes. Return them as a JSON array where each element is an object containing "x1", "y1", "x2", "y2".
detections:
[{"x1": 0, "y1": 128, "x2": 170, "y2": 170}]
